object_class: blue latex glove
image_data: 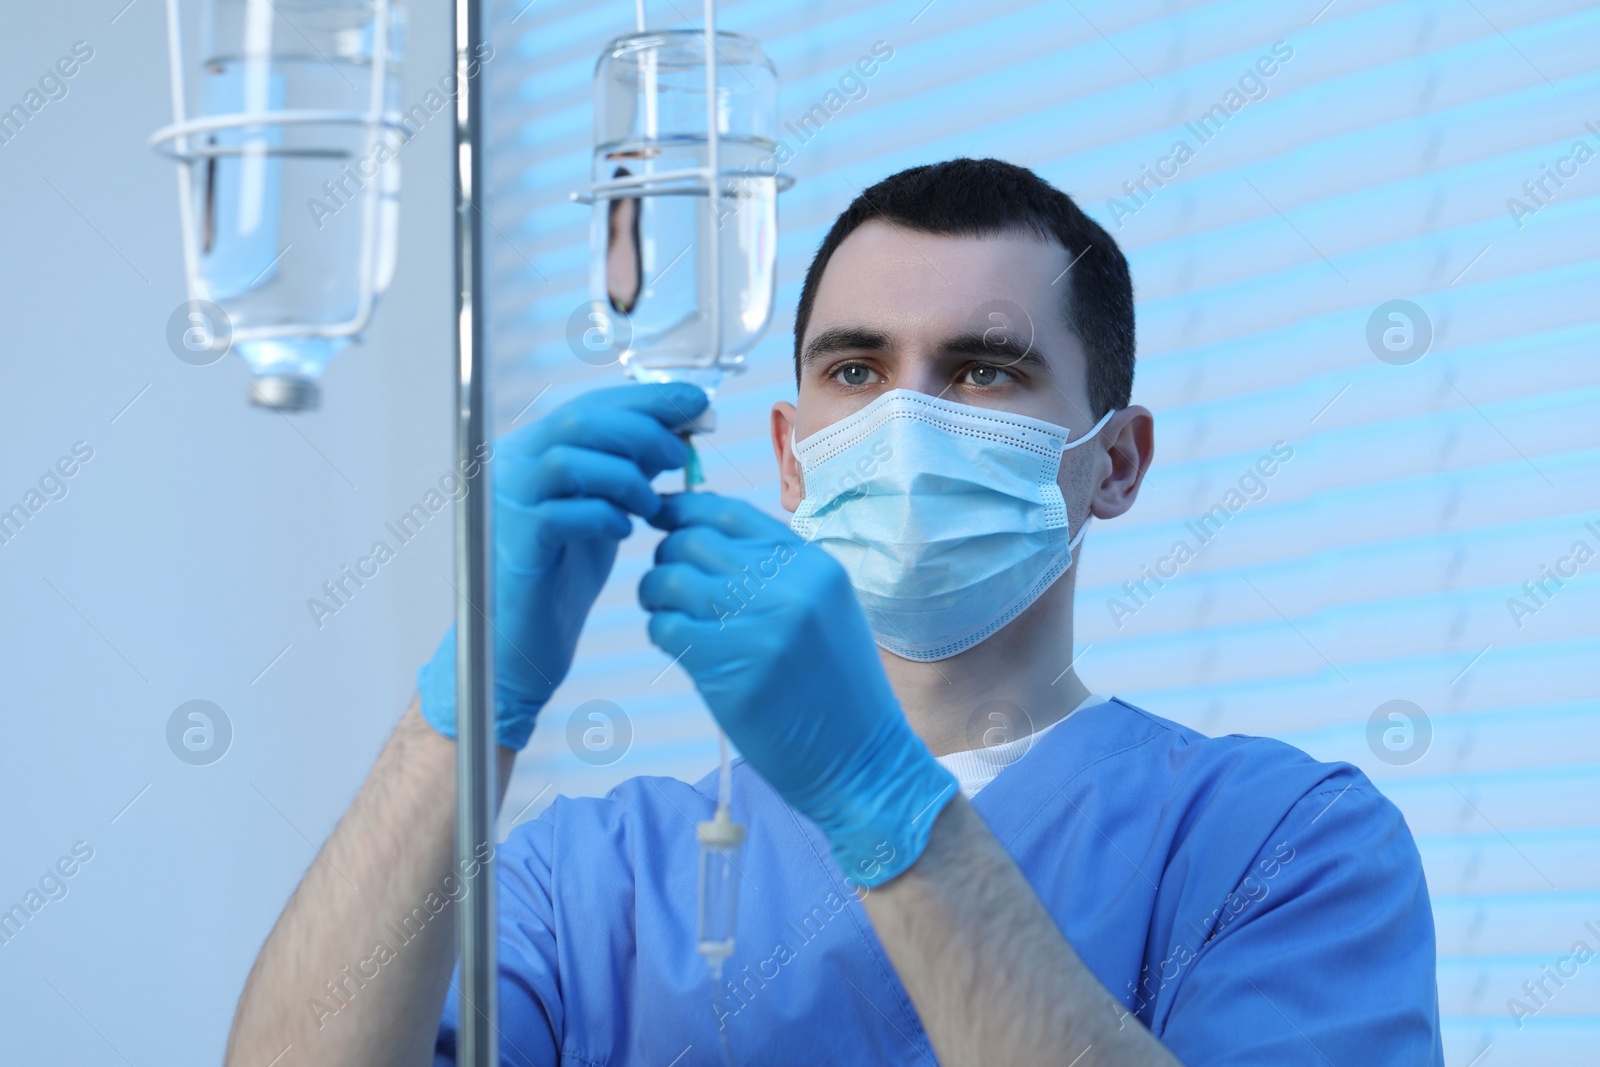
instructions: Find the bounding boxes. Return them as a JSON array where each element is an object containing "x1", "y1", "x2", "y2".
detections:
[
  {"x1": 418, "y1": 382, "x2": 708, "y2": 750},
  {"x1": 638, "y1": 491, "x2": 958, "y2": 887}
]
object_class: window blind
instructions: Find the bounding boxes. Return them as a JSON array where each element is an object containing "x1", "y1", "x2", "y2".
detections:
[{"x1": 488, "y1": 2, "x2": 1600, "y2": 1060}]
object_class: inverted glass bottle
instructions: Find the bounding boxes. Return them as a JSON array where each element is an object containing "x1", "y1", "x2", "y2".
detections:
[
  {"x1": 189, "y1": 0, "x2": 404, "y2": 408},
  {"x1": 590, "y1": 30, "x2": 779, "y2": 396}
]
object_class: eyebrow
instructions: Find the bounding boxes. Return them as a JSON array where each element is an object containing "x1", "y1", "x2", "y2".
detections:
[
  {"x1": 941, "y1": 329, "x2": 1053, "y2": 372},
  {"x1": 800, "y1": 324, "x2": 1053, "y2": 374},
  {"x1": 800, "y1": 326, "x2": 893, "y2": 369}
]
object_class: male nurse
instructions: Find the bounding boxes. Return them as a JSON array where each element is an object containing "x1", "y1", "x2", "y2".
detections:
[{"x1": 226, "y1": 158, "x2": 1443, "y2": 1066}]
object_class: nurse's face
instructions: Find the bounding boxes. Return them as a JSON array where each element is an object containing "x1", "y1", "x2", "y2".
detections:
[{"x1": 772, "y1": 220, "x2": 1101, "y2": 513}]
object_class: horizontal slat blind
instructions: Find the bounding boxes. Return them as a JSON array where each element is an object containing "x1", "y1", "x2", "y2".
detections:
[{"x1": 489, "y1": 2, "x2": 1600, "y2": 1061}]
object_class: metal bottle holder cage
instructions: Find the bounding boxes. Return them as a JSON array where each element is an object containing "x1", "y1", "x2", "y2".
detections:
[
  {"x1": 573, "y1": 7, "x2": 795, "y2": 1035},
  {"x1": 148, "y1": 0, "x2": 405, "y2": 408},
  {"x1": 571, "y1": 7, "x2": 795, "y2": 388},
  {"x1": 572, "y1": 161, "x2": 797, "y2": 204},
  {"x1": 146, "y1": 2, "x2": 791, "y2": 1062}
]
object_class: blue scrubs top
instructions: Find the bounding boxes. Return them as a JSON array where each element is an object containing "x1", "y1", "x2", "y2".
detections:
[{"x1": 436, "y1": 698, "x2": 1443, "y2": 1065}]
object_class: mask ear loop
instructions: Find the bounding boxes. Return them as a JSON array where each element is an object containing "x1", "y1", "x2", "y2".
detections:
[
  {"x1": 1061, "y1": 407, "x2": 1119, "y2": 556},
  {"x1": 788, "y1": 423, "x2": 809, "y2": 516},
  {"x1": 1062, "y1": 406, "x2": 1119, "y2": 452},
  {"x1": 1067, "y1": 511, "x2": 1095, "y2": 554}
]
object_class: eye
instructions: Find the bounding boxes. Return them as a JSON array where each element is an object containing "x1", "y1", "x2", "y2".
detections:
[
  {"x1": 829, "y1": 361, "x2": 883, "y2": 388},
  {"x1": 960, "y1": 363, "x2": 1017, "y2": 388}
]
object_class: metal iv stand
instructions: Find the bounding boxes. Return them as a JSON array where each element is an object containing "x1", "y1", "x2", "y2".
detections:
[
  {"x1": 454, "y1": 0, "x2": 779, "y2": 1059},
  {"x1": 449, "y1": 0, "x2": 498, "y2": 1063}
]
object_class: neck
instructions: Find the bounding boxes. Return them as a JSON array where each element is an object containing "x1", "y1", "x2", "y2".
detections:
[{"x1": 879, "y1": 578, "x2": 1089, "y2": 757}]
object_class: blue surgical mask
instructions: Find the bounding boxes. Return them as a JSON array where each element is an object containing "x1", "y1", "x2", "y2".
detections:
[{"x1": 790, "y1": 389, "x2": 1115, "y2": 662}]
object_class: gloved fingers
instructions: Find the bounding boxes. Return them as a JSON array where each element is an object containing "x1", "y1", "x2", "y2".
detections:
[
  {"x1": 502, "y1": 382, "x2": 706, "y2": 474},
  {"x1": 645, "y1": 490, "x2": 797, "y2": 543},
  {"x1": 493, "y1": 630, "x2": 550, "y2": 685},
  {"x1": 515, "y1": 444, "x2": 663, "y2": 518},
  {"x1": 500, "y1": 407, "x2": 691, "y2": 490},
  {"x1": 563, "y1": 380, "x2": 708, "y2": 423},
  {"x1": 497, "y1": 497, "x2": 632, "y2": 572},
  {"x1": 645, "y1": 608, "x2": 725, "y2": 664},
  {"x1": 638, "y1": 562, "x2": 730, "y2": 620},
  {"x1": 651, "y1": 524, "x2": 752, "y2": 574}
]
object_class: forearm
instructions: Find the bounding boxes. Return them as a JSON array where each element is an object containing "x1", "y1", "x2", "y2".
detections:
[
  {"x1": 862, "y1": 796, "x2": 1181, "y2": 1067},
  {"x1": 225, "y1": 700, "x2": 516, "y2": 1067}
]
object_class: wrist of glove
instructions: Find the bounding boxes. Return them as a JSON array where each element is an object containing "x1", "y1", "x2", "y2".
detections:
[
  {"x1": 637, "y1": 490, "x2": 959, "y2": 889},
  {"x1": 785, "y1": 712, "x2": 959, "y2": 889},
  {"x1": 411, "y1": 382, "x2": 710, "y2": 754},
  {"x1": 417, "y1": 622, "x2": 544, "y2": 752}
]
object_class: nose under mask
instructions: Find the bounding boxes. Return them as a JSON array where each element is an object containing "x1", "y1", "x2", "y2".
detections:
[{"x1": 789, "y1": 389, "x2": 1114, "y2": 661}]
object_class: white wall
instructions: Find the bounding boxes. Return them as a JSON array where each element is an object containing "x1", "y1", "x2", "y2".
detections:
[{"x1": 0, "y1": 2, "x2": 462, "y2": 1062}]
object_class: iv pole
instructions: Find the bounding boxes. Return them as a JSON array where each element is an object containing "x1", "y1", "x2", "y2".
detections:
[
  {"x1": 450, "y1": 0, "x2": 498, "y2": 1062},
  {"x1": 453, "y1": 1, "x2": 774, "y2": 1058},
  {"x1": 150, "y1": 0, "x2": 498, "y2": 1055}
]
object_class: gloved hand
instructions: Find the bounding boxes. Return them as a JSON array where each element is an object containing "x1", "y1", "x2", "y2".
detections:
[
  {"x1": 418, "y1": 382, "x2": 708, "y2": 750},
  {"x1": 638, "y1": 491, "x2": 958, "y2": 887}
]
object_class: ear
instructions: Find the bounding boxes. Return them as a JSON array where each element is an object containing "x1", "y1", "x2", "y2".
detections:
[
  {"x1": 771, "y1": 400, "x2": 803, "y2": 513},
  {"x1": 1090, "y1": 405, "x2": 1155, "y2": 521}
]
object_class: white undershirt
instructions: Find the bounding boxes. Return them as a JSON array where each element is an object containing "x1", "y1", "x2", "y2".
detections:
[{"x1": 934, "y1": 693, "x2": 1109, "y2": 800}]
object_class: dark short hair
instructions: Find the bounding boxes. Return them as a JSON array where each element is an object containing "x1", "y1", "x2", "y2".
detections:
[{"x1": 793, "y1": 157, "x2": 1135, "y2": 418}]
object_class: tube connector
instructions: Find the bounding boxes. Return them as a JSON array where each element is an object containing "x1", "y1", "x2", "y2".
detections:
[
  {"x1": 697, "y1": 803, "x2": 746, "y2": 849},
  {"x1": 672, "y1": 407, "x2": 717, "y2": 435}
]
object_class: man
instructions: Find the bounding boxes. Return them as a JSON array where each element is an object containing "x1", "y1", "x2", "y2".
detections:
[{"x1": 226, "y1": 158, "x2": 1442, "y2": 1066}]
